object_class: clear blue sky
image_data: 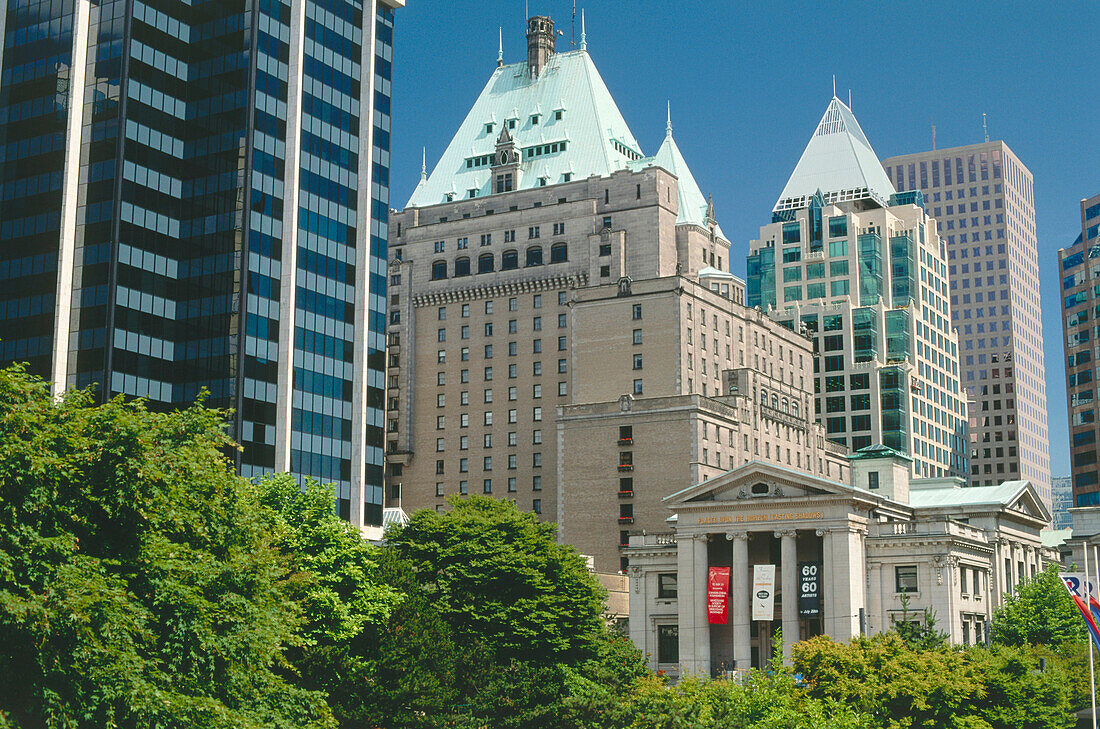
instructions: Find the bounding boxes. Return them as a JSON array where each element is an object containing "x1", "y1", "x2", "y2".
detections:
[{"x1": 390, "y1": 1, "x2": 1100, "y2": 478}]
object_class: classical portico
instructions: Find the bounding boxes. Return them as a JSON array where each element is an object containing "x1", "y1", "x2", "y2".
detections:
[
  {"x1": 626, "y1": 451, "x2": 1053, "y2": 678},
  {"x1": 629, "y1": 459, "x2": 909, "y2": 674}
]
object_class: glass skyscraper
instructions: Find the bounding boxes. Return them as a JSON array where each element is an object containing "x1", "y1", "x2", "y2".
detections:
[
  {"x1": 0, "y1": 0, "x2": 401, "y2": 527},
  {"x1": 748, "y1": 97, "x2": 968, "y2": 480}
]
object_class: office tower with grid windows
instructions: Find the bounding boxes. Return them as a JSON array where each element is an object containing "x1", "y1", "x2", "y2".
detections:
[
  {"x1": 1059, "y1": 193, "x2": 1100, "y2": 508},
  {"x1": 384, "y1": 17, "x2": 849, "y2": 573},
  {"x1": 747, "y1": 97, "x2": 968, "y2": 481},
  {"x1": 882, "y1": 144, "x2": 1048, "y2": 507},
  {"x1": 0, "y1": 0, "x2": 401, "y2": 527}
]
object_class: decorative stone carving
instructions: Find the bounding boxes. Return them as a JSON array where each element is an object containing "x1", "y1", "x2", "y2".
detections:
[{"x1": 618, "y1": 394, "x2": 632, "y2": 412}]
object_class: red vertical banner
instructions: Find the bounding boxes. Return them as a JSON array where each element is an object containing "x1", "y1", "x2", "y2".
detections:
[{"x1": 707, "y1": 566, "x2": 731, "y2": 624}]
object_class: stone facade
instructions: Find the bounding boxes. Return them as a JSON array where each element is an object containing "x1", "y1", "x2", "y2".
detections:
[{"x1": 627, "y1": 455, "x2": 1052, "y2": 678}]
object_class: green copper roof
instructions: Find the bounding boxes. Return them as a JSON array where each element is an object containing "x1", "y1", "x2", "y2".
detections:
[
  {"x1": 406, "y1": 50, "x2": 645, "y2": 208},
  {"x1": 848, "y1": 443, "x2": 912, "y2": 462},
  {"x1": 644, "y1": 110, "x2": 726, "y2": 241},
  {"x1": 774, "y1": 96, "x2": 897, "y2": 212}
]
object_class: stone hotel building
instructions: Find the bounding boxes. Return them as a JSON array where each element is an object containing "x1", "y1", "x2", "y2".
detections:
[{"x1": 383, "y1": 17, "x2": 848, "y2": 572}]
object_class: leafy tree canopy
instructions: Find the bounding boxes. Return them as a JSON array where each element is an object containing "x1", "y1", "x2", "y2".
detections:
[
  {"x1": 991, "y1": 564, "x2": 1085, "y2": 647},
  {"x1": 0, "y1": 366, "x2": 332, "y2": 728},
  {"x1": 386, "y1": 495, "x2": 609, "y2": 665}
]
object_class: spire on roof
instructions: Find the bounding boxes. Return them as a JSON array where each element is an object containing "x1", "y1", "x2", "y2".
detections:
[
  {"x1": 651, "y1": 128, "x2": 726, "y2": 241},
  {"x1": 420, "y1": 147, "x2": 427, "y2": 182},
  {"x1": 665, "y1": 100, "x2": 672, "y2": 137},
  {"x1": 579, "y1": 9, "x2": 586, "y2": 51},
  {"x1": 497, "y1": 27, "x2": 503, "y2": 66},
  {"x1": 773, "y1": 95, "x2": 897, "y2": 213}
]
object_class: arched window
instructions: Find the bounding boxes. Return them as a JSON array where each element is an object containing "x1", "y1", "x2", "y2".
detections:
[
  {"x1": 771, "y1": 394, "x2": 778, "y2": 410},
  {"x1": 454, "y1": 256, "x2": 471, "y2": 277},
  {"x1": 478, "y1": 253, "x2": 494, "y2": 273},
  {"x1": 501, "y1": 249, "x2": 519, "y2": 270},
  {"x1": 525, "y1": 245, "x2": 543, "y2": 267},
  {"x1": 791, "y1": 401, "x2": 799, "y2": 418},
  {"x1": 431, "y1": 260, "x2": 447, "y2": 280},
  {"x1": 782, "y1": 398, "x2": 789, "y2": 413},
  {"x1": 550, "y1": 242, "x2": 568, "y2": 263},
  {"x1": 760, "y1": 390, "x2": 767, "y2": 406}
]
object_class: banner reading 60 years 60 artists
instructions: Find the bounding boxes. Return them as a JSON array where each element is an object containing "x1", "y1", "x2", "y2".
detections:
[{"x1": 707, "y1": 566, "x2": 730, "y2": 624}]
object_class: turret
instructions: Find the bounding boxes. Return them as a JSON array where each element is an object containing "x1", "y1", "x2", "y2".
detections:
[{"x1": 526, "y1": 15, "x2": 555, "y2": 79}]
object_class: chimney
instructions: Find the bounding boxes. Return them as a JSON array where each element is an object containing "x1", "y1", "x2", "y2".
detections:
[{"x1": 526, "y1": 15, "x2": 555, "y2": 79}]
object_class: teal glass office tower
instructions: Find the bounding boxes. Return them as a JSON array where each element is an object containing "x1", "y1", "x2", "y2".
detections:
[
  {"x1": 748, "y1": 98, "x2": 968, "y2": 480},
  {"x1": 0, "y1": 0, "x2": 402, "y2": 527}
]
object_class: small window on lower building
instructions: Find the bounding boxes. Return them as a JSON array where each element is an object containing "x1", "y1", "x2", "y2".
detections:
[
  {"x1": 657, "y1": 625, "x2": 679, "y2": 664},
  {"x1": 895, "y1": 565, "x2": 918, "y2": 593},
  {"x1": 868, "y1": 471, "x2": 879, "y2": 490},
  {"x1": 657, "y1": 572, "x2": 678, "y2": 599},
  {"x1": 533, "y1": 498, "x2": 542, "y2": 514}
]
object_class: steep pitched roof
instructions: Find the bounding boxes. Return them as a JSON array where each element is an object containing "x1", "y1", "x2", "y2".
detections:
[
  {"x1": 774, "y1": 96, "x2": 896, "y2": 213},
  {"x1": 646, "y1": 112, "x2": 726, "y2": 241},
  {"x1": 405, "y1": 50, "x2": 644, "y2": 208}
]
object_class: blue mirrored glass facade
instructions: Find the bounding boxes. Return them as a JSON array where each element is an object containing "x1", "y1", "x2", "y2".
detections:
[{"x1": 0, "y1": 0, "x2": 399, "y2": 527}]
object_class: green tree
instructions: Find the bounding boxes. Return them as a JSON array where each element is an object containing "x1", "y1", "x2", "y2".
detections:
[
  {"x1": 616, "y1": 672, "x2": 871, "y2": 729},
  {"x1": 792, "y1": 633, "x2": 986, "y2": 729},
  {"x1": 0, "y1": 366, "x2": 332, "y2": 728},
  {"x1": 967, "y1": 644, "x2": 1074, "y2": 729},
  {"x1": 991, "y1": 564, "x2": 1085, "y2": 647},
  {"x1": 386, "y1": 495, "x2": 609, "y2": 666}
]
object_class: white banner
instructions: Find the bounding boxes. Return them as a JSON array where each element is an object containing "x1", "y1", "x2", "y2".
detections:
[
  {"x1": 1062, "y1": 572, "x2": 1097, "y2": 599},
  {"x1": 752, "y1": 564, "x2": 776, "y2": 621}
]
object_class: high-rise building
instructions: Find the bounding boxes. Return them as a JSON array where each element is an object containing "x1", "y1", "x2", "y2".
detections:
[
  {"x1": 1058, "y1": 193, "x2": 1100, "y2": 507},
  {"x1": 882, "y1": 143, "x2": 1049, "y2": 506},
  {"x1": 747, "y1": 97, "x2": 968, "y2": 480},
  {"x1": 1051, "y1": 475, "x2": 1073, "y2": 530},
  {"x1": 384, "y1": 16, "x2": 849, "y2": 572},
  {"x1": 0, "y1": 0, "x2": 402, "y2": 527}
]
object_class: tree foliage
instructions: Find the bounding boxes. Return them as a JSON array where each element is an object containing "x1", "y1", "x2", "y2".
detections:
[
  {"x1": 991, "y1": 564, "x2": 1085, "y2": 647},
  {"x1": 387, "y1": 495, "x2": 610, "y2": 666},
  {"x1": 793, "y1": 633, "x2": 1076, "y2": 729},
  {"x1": 0, "y1": 366, "x2": 332, "y2": 728}
]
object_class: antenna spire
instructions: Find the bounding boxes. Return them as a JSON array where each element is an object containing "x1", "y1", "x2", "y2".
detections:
[
  {"x1": 420, "y1": 148, "x2": 427, "y2": 182},
  {"x1": 832, "y1": 74, "x2": 836, "y2": 98},
  {"x1": 666, "y1": 100, "x2": 672, "y2": 137},
  {"x1": 847, "y1": 89, "x2": 851, "y2": 109},
  {"x1": 931, "y1": 120, "x2": 936, "y2": 151},
  {"x1": 579, "y1": 9, "x2": 586, "y2": 51},
  {"x1": 497, "y1": 27, "x2": 503, "y2": 66},
  {"x1": 982, "y1": 112, "x2": 989, "y2": 143}
]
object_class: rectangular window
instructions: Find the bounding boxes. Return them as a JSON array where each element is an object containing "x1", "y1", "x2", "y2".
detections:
[
  {"x1": 896, "y1": 565, "x2": 918, "y2": 593},
  {"x1": 657, "y1": 573, "x2": 678, "y2": 599},
  {"x1": 657, "y1": 625, "x2": 679, "y2": 664}
]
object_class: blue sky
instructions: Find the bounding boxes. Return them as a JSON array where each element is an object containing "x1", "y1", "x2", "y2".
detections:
[{"x1": 389, "y1": 1, "x2": 1100, "y2": 478}]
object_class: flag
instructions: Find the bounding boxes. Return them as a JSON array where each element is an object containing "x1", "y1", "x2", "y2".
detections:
[{"x1": 1062, "y1": 574, "x2": 1100, "y2": 651}]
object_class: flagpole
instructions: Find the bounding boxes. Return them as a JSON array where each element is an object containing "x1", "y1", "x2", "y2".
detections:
[
  {"x1": 1086, "y1": 543, "x2": 1097, "y2": 729},
  {"x1": 1094, "y1": 544, "x2": 1100, "y2": 729}
]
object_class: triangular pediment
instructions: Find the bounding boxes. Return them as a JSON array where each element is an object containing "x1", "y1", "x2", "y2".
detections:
[
  {"x1": 664, "y1": 460, "x2": 853, "y2": 506},
  {"x1": 1008, "y1": 483, "x2": 1051, "y2": 522}
]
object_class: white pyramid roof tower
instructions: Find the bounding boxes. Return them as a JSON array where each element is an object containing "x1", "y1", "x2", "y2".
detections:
[
  {"x1": 773, "y1": 96, "x2": 896, "y2": 213},
  {"x1": 649, "y1": 105, "x2": 726, "y2": 242},
  {"x1": 406, "y1": 41, "x2": 644, "y2": 208}
]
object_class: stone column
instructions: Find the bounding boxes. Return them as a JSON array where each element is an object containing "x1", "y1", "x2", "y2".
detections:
[
  {"x1": 677, "y1": 533, "x2": 700, "y2": 674},
  {"x1": 777, "y1": 529, "x2": 798, "y2": 663},
  {"x1": 816, "y1": 528, "x2": 832, "y2": 637},
  {"x1": 694, "y1": 534, "x2": 711, "y2": 675},
  {"x1": 728, "y1": 531, "x2": 751, "y2": 671},
  {"x1": 866, "y1": 562, "x2": 882, "y2": 636}
]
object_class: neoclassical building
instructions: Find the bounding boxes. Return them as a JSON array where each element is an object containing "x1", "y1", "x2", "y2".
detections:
[{"x1": 626, "y1": 447, "x2": 1052, "y2": 677}]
